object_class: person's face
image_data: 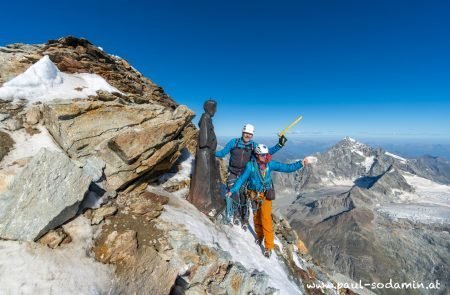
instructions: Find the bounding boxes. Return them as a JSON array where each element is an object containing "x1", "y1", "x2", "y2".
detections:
[
  {"x1": 257, "y1": 154, "x2": 267, "y2": 162},
  {"x1": 242, "y1": 132, "x2": 253, "y2": 143}
]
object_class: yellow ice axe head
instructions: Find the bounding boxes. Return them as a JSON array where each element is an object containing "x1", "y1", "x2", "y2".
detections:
[{"x1": 278, "y1": 115, "x2": 303, "y2": 137}]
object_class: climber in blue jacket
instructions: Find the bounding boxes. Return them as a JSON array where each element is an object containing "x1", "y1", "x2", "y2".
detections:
[
  {"x1": 226, "y1": 143, "x2": 309, "y2": 258},
  {"x1": 215, "y1": 124, "x2": 287, "y2": 229}
]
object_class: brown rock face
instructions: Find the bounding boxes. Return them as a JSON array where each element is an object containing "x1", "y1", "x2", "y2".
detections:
[
  {"x1": 115, "y1": 246, "x2": 178, "y2": 295},
  {"x1": 24, "y1": 105, "x2": 41, "y2": 125},
  {"x1": 42, "y1": 98, "x2": 195, "y2": 191},
  {"x1": 38, "y1": 229, "x2": 68, "y2": 249},
  {"x1": 0, "y1": 131, "x2": 14, "y2": 162},
  {"x1": 95, "y1": 230, "x2": 138, "y2": 264}
]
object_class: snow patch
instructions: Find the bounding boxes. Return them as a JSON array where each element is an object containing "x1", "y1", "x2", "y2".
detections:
[
  {"x1": 292, "y1": 252, "x2": 306, "y2": 271},
  {"x1": 0, "y1": 216, "x2": 114, "y2": 294},
  {"x1": 160, "y1": 197, "x2": 301, "y2": 294},
  {"x1": 0, "y1": 125, "x2": 63, "y2": 169},
  {"x1": 385, "y1": 152, "x2": 407, "y2": 163},
  {"x1": 363, "y1": 156, "x2": 375, "y2": 173},
  {"x1": 273, "y1": 237, "x2": 284, "y2": 254},
  {"x1": 158, "y1": 150, "x2": 193, "y2": 185},
  {"x1": 378, "y1": 173, "x2": 450, "y2": 224},
  {"x1": 0, "y1": 55, "x2": 120, "y2": 103},
  {"x1": 403, "y1": 173, "x2": 450, "y2": 208},
  {"x1": 320, "y1": 176, "x2": 354, "y2": 187},
  {"x1": 353, "y1": 150, "x2": 364, "y2": 157},
  {"x1": 305, "y1": 156, "x2": 318, "y2": 165}
]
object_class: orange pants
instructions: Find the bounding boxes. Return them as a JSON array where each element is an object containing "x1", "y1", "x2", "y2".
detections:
[{"x1": 253, "y1": 197, "x2": 274, "y2": 250}]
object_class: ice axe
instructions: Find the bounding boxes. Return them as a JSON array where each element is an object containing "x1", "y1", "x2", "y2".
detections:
[{"x1": 278, "y1": 115, "x2": 303, "y2": 137}]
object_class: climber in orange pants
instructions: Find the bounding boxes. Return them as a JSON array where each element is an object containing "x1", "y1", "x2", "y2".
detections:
[
  {"x1": 248, "y1": 190, "x2": 275, "y2": 250},
  {"x1": 226, "y1": 143, "x2": 309, "y2": 258}
]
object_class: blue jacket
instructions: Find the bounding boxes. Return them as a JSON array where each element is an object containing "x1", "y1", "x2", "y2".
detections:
[
  {"x1": 215, "y1": 138, "x2": 281, "y2": 158},
  {"x1": 230, "y1": 159, "x2": 303, "y2": 194}
]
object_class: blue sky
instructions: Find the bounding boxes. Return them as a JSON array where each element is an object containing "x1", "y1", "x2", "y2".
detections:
[{"x1": 2, "y1": 0, "x2": 450, "y2": 141}]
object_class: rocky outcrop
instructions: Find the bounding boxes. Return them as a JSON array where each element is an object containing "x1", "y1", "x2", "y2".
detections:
[
  {"x1": 166, "y1": 228, "x2": 270, "y2": 295},
  {"x1": 1, "y1": 36, "x2": 198, "y2": 192},
  {"x1": 0, "y1": 130, "x2": 14, "y2": 161},
  {"x1": 38, "y1": 228, "x2": 70, "y2": 249},
  {"x1": 1, "y1": 36, "x2": 177, "y2": 108},
  {"x1": 0, "y1": 149, "x2": 92, "y2": 240},
  {"x1": 42, "y1": 90, "x2": 194, "y2": 191}
]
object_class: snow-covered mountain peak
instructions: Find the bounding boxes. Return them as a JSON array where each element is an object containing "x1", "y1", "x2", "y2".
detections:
[
  {"x1": 327, "y1": 137, "x2": 375, "y2": 161},
  {"x1": 344, "y1": 136, "x2": 357, "y2": 143}
]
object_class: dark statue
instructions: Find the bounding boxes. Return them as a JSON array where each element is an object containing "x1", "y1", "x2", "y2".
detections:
[{"x1": 188, "y1": 100, "x2": 225, "y2": 217}]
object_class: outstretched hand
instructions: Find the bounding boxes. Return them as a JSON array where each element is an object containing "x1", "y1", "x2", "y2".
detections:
[
  {"x1": 302, "y1": 158, "x2": 310, "y2": 166},
  {"x1": 225, "y1": 191, "x2": 232, "y2": 198}
]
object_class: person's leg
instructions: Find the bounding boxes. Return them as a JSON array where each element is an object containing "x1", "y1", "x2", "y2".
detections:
[
  {"x1": 253, "y1": 206, "x2": 263, "y2": 241},
  {"x1": 226, "y1": 174, "x2": 238, "y2": 223},
  {"x1": 239, "y1": 187, "x2": 249, "y2": 226},
  {"x1": 260, "y1": 198, "x2": 274, "y2": 250}
]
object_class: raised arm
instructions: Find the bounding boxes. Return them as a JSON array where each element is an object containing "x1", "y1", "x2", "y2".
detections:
[
  {"x1": 268, "y1": 143, "x2": 282, "y2": 155},
  {"x1": 215, "y1": 139, "x2": 235, "y2": 158},
  {"x1": 268, "y1": 135, "x2": 287, "y2": 155}
]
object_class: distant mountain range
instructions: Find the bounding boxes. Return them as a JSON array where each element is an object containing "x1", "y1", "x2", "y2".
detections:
[
  {"x1": 273, "y1": 137, "x2": 450, "y2": 295},
  {"x1": 218, "y1": 136, "x2": 450, "y2": 162}
]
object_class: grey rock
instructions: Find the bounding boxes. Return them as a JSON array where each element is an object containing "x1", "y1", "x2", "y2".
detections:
[
  {"x1": 219, "y1": 263, "x2": 269, "y2": 295},
  {"x1": 106, "y1": 190, "x2": 117, "y2": 199},
  {"x1": 4, "y1": 118, "x2": 22, "y2": 131},
  {"x1": 165, "y1": 228, "x2": 272, "y2": 295},
  {"x1": 91, "y1": 206, "x2": 118, "y2": 225},
  {"x1": 0, "y1": 113, "x2": 10, "y2": 121},
  {"x1": 82, "y1": 156, "x2": 106, "y2": 183},
  {"x1": 0, "y1": 148, "x2": 92, "y2": 241},
  {"x1": 24, "y1": 105, "x2": 41, "y2": 125},
  {"x1": 407, "y1": 155, "x2": 450, "y2": 185}
]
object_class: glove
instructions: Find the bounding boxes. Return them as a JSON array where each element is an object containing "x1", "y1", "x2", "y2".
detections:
[{"x1": 278, "y1": 135, "x2": 287, "y2": 147}]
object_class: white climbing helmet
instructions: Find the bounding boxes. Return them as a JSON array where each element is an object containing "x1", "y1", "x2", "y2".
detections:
[
  {"x1": 242, "y1": 124, "x2": 255, "y2": 135},
  {"x1": 255, "y1": 144, "x2": 269, "y2": 155}
]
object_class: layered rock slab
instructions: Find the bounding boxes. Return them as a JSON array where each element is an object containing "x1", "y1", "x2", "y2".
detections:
[
  {"x1": 0, "y1": 148, "x2": 92, "y2": 240},
  {"x1": 43, "y1": 100, "x2": 195, "y2": 190}
]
